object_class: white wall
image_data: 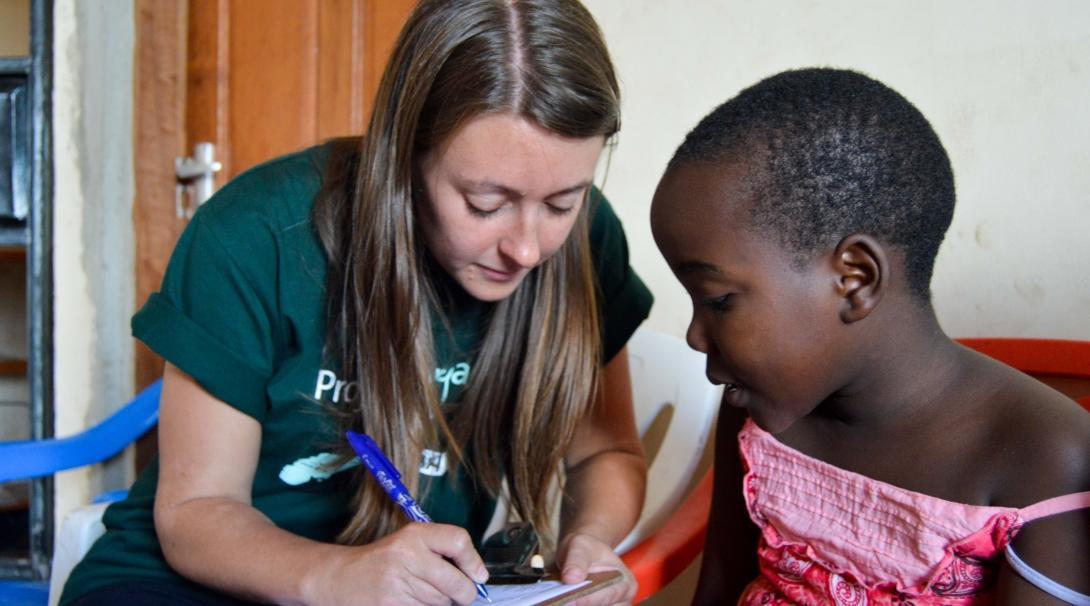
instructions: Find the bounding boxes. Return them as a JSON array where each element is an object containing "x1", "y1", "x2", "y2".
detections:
[{"x1": 587, "y1": 0, "x2": 1090, "y2": 340}]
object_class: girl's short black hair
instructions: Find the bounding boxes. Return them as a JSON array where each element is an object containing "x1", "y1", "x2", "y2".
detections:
[{"x1": 671, "y1": 68, "x2": 955, "y2": 300}]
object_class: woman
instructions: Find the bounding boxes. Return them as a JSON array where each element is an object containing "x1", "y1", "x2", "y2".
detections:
[{"x1": 62, "y1": 1, "x2": 650, "y2": 604}]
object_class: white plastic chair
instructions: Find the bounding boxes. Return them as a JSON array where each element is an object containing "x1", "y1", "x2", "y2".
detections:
[
  {"x1": 616, "y1": 328, "x2": 721, "y2": 553},
  {"x1": 47, "y1": 503, "x2": 110, "y2": 604}
]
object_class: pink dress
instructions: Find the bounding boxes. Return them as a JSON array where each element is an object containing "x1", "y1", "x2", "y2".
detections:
[{"x1": 737, "y1": 419, "x2": 1090, "y2": 605}]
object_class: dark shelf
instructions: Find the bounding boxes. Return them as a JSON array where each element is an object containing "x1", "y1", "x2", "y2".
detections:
[
  {"x1": 0, "y1": 246, "x2": 26, "y2": 262},
  {"x1": 0, "y1": 359, "x2": 27, "y2": 376}
]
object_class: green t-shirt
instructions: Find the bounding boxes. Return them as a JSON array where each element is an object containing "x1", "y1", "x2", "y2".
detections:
[{"x1": 61, "y1": 144, "x2": 653, "y2": 603}]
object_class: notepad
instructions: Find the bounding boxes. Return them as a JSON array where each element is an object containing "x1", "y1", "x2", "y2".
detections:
[{"x1": 472, "y1": 570, "x2": 623, "y2": 605}]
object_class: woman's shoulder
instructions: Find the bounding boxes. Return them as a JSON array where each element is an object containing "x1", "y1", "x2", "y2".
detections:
[{"x1": 197, "y1": 143, "x2": 337, "y2": 232}]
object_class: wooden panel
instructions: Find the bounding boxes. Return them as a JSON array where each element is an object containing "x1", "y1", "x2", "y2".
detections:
[
  {"x1": 317, "y1": 0, "x2": 417, "y2": 139},
  {"x1": 134, "y1": 0, "x2": 189, "y2": 469},
  {"x1": 186, "y1": 0, "x2": 229, "y2": 187},
  {"x1": 134, "y1": 0, "x2": 187, "y2": 392},
  {"x1": 363, "y1": 0, "x2": 417, "y2": 119},
  {"x1": 317, "y1": 0, "x2": 366, "y2": 140},
  {"x1": 227, "y1": 0, "x2": 319, "y2": 178}
]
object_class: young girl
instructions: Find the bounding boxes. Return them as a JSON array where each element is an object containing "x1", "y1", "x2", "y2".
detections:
[
  {"x1": 62, "y1": 2, "x2": 649, "y2": 605},
  {"x1": 651, "y1": 68, "x2": 1090, "y2": 605}
]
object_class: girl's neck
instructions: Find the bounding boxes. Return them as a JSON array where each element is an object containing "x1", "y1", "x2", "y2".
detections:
[{"x1": 810, "y1": 300, "x2": 967, "y2": 436}]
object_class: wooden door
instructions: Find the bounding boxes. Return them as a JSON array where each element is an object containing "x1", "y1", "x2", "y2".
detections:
[{"x1": 132, "y1": 0, "x2": 416, "y2": 464}]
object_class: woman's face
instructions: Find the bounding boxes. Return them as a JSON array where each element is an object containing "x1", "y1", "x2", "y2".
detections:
[{"x1": 417, "y1": 113, "x2": 605, "y2": 302}]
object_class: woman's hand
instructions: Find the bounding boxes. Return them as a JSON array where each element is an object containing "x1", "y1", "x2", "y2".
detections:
[
  {"x1": 305, "y1": 522, "x2": 489, "y2": 606},
  {"x1": 555, "y1": 531, "x2": 636, "y2": 606},
  {"x1": 555, "y1": 347, "x2": 645, "y2": 605}
]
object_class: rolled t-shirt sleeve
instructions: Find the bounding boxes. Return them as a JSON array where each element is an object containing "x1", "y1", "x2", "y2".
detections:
[
  {"x1": 589, "y1": 189, "x2": 654, "y2": 364},
  {"x1": 132, "y1": 197, "x2": 281, "y2": 422}
]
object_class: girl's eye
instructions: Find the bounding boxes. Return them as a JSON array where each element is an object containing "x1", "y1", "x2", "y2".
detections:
[{"x1": 700, "y1": 294, "x2": 733, "y2": 313}]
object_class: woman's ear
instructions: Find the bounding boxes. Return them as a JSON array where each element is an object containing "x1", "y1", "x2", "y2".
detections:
[{"x1": 833, "y1": 233, "x2": 887, "y2": 323}]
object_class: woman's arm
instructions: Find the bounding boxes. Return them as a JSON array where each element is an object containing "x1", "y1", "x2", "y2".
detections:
[
  {"x1": 154, "y1": 364, "x2": 488, "y2": 606},
  {"x1": 556, "y1": 346, "x2": 646, "y2": 604}
]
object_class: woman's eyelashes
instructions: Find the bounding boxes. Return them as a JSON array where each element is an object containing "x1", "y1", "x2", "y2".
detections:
[
  {"x1": 463, "y1": 196, "x2": 579, "y2": 218},
  {"x1": 464, "y1": 193, "x2": 504, "y2": 217},
  {"x1": 546, "y1": 203, "x2": 576, "y2": 216}
]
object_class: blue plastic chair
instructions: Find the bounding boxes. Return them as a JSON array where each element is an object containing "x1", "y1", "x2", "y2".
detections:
[{"x1": 0, "y1": 379, "x2": 161, "y2": 604}]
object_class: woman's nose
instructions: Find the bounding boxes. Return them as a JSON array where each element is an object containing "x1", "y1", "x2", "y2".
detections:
[{"x1": 499, "y1": 214, "x2": 542, "y2": 268}]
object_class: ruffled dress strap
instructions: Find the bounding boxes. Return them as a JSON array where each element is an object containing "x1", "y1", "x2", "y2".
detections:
[{"x1": 1017, "y1": 491, "x2": 1090, "y2": 522}]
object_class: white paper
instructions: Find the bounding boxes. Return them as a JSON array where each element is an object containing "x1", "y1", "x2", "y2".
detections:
[{"x1": 473, "y1": 579, "x2": 591, "y2": 605}]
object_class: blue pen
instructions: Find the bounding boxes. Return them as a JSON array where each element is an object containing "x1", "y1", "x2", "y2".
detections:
[{"x1": 347, "y1": 431, "x2": 491, "y2": 603}]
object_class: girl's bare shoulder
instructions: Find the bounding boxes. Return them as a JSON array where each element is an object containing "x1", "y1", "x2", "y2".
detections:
[{"x1": 970, "y1": 352, "x2": 1090, "y2": 505}]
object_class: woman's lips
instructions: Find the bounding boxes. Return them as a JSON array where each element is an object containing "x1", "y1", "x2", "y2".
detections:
[{"x1": 478, "y1": 264, "x2": 519, "y2": 282}]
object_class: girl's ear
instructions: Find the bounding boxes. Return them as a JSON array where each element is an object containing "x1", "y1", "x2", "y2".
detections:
[{"x1": 833, "y1": 234, "x2": 887, "y2": 323}]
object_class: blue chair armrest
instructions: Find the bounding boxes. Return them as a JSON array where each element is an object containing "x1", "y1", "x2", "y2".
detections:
[{"x1": 0, "y1": 380, "x2": 161, "y2": 483}]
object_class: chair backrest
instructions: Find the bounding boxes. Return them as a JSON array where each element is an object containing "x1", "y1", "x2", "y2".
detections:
[
  {"x1": 616, "y1": 329, "x2": 722, "y2": 553},
  {"x1": 957, "y1": 338, "x2": 1090, "y2": 411}
]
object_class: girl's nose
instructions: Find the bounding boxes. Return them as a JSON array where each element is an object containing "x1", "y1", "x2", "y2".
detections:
[
  {"x1": 686, "y1": 317, "x2": 711, "y2": 354},
  {"x1": 499, "y1": 214, "x2": 542, "y2": 268}
]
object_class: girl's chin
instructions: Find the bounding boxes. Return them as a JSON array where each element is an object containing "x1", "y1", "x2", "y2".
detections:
[{"x1": 747, "y1": 407, "x2": 800, "y2": 436}]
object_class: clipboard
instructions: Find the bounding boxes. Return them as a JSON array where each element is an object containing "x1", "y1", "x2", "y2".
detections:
[{"x1": 475, "y1": 570, "x2": 624, "y2": 605}]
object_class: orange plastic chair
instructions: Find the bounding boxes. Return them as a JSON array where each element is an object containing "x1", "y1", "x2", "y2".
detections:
[
  {"x1": 621, "y1": 338, "x2": 1090, "y2": 603},
  {"x1": 621, "y1": 469, "x2": 713, "y2": 603}
]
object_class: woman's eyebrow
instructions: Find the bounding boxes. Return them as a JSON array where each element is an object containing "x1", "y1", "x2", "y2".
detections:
[
  {"x1": 458, "y1": 179, "x2": 523, "y2": 199},
  {"x1": 456, "y1": 178, "x2": 592, "y2": 200},
  {"x1": 545, "y1": 181, "x2": 592, "y2": 200}
]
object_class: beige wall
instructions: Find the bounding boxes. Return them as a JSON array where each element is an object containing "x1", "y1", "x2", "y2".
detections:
[
  {"x1": 587, "y1": 0, "x2": 1090, "y2": 341},
  {"x1": 52, "y1": 0, "x2": 136, "y2": 527}
]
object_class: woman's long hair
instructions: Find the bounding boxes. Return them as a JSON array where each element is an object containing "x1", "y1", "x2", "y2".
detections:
[{"x1": 312, "y1": 0, "x2": 621, "y2": 545}]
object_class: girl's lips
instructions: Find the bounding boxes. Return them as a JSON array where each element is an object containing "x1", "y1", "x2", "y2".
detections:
[{"x1": 722, "y1": 382, "x2": 745, "y2": 407}]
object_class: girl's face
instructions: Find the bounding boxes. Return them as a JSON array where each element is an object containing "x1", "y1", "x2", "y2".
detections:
[
  {"x1": 417, "y1": 113, "x2": 605, "y2": 302},
  {"x1": 651, "y1": 160, "x2": 852, "y2": 434}
]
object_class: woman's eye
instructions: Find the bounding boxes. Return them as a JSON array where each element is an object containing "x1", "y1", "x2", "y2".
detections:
[
  {"x1": 546, "y1": 204, "x2": 576, "y2": 216},
  {"x1": 466, "y1": 203, "x2": 499, "y2": 217},
  {"x1": 465, "y1": 196, "x2": 503, "y2": 217},
  {"x1": 700, "y1": 294, "x2": 733, "y2": 313}
]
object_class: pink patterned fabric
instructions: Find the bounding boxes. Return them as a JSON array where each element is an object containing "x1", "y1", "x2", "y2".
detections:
[{"x1": 736, "y1": 419, "x2": 1088, "y2": 605}]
